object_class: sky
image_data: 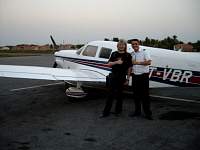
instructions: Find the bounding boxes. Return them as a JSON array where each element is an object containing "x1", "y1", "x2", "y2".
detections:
[{"x1": 0, "y1": 0, "x2": 200, "y2": 46}]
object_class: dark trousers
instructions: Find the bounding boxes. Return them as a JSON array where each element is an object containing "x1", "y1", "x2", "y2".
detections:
[
  {"x1": 132, "y1": 73, "x2": 152, "y2": 116},
  {"x1": 103, "y1": 76, "x2": 125, "y2": 115}
]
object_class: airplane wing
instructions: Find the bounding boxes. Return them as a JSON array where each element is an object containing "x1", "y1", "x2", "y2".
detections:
[{"x1": 0, "y1": 65, "x2": 106, "y2": 82}]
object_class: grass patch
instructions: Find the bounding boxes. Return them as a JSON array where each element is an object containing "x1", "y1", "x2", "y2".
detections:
[
  {"x1": 0, "y1": 53, "x2": 40, "y2": 57},
  {"x1": 0, "y1": 49, "x2": 54, "y2": 57}
]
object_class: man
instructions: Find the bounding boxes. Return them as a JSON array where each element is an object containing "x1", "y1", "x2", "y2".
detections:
[
  {"x1": 101, "y1": 39, "x2": 132, "y2": 118},
  {"x1": 128, "y1": 39, "x2": 153, "y2": 120}
]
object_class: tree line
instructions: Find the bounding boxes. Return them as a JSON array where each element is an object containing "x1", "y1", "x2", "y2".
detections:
[{"x1": 104, "y1": 36, "x2": 200, "y2": 52}]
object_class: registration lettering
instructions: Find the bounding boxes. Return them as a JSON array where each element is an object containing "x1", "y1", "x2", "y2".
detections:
[{"x1": 163, "y1": 69, "x2": 192, "y2": 83}]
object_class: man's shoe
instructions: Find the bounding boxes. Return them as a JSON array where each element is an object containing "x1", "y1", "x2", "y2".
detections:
[
  {"x1": 144, "y1": 116, "x2": 153, "y2": 120},
  {"x1": 114, "y1": 112, "x2": 122, "y2": 117},
  {"x1": 99, "y1": 114, "x2": 109, "y2": 118},
  {"x1": 129, "y1": 113, "x2": 140, "y2": 117},
  {"x1": 111, "y1": 111, "x2": 122, "y2": 116}
]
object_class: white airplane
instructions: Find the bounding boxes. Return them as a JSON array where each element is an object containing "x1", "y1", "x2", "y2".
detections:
[{"x1": 0, "y1": 40, "x2": 200, "y2": 98}]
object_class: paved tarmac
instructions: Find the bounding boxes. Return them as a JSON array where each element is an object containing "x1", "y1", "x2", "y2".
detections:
[{"x1": 0, "y1": 55, "x2": 200, "y2": 150}]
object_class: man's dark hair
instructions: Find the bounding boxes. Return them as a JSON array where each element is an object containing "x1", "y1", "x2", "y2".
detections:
[{"x1": 128, "y1": 39, "x2": 140, "y2": 44}]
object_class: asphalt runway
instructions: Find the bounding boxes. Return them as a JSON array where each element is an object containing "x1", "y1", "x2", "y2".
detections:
[{"x1": 0, "y1": 55, "x2": 200, "y2": 150}]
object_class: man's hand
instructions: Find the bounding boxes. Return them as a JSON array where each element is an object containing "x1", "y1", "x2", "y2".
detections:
[
  {"x1": 116, "y1": 59, "x2": 123, "y2": 65},
  {"x1": 132, "y1": 60, "x2": 140, "y2": 65},
  {"x1": 124, "y1": 79, "x2": 129, "y2": 85},
  {"x1": 108, "y1": 59, "x2": 123, "y2": 66},
  {"x1": 132, "y1": 60, "x2": 151, "y2": 66}
]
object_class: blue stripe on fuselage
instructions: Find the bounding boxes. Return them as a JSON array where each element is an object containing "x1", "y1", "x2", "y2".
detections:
[{"x1": 56, "y1": 56, "x2": 111, "y2": 71}]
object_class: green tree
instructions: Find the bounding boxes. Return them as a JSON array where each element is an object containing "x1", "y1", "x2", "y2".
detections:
[
  {"x1": 192, "y1": 40, "x2": 200, "y2": 52},
  {"x1": 143, "y1": 37, "x2": 151, "y2": 46},
  {"x1": 104, "y1": 38, "x2": 110, "y2": 41},
  {"x1": 112, "y1": 37, "x2": 119, "y2": 42}
]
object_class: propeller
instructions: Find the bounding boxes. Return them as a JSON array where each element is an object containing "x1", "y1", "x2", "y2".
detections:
[
  {"x1": 50, "y1": 35, "x2": 59, "y2": 50},
  {"x1": 50, "y1": 35, "x2": 59, "y2": 68}
]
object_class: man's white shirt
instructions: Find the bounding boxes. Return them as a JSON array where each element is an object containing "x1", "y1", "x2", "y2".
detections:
[{"x1": 131, "y1": 47, "x2": 151, "y2": 75}]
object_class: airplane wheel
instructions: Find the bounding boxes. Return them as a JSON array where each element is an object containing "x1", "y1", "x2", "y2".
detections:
[{"x1": 65, "y1": 87, "x2": 87, "y2": 99}]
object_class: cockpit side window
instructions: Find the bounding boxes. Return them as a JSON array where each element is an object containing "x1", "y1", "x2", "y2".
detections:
[
  {"x1": 82, "y1": 45, "x2": 98, "y2": 57},
  {"x1": 99, "y1": 47, "x2": 112, "y2": 59}
]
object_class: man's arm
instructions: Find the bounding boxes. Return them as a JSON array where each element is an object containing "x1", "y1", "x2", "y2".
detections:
[
  {"x1": 108, "y1": 59, "x2": 123, "y2": 67},
  {"x1": 132, "y1": 60, "x2": 151, "y2": 66},
  {"x1": 123, "y1": 67, "x2": 132, "y2": 85},
  {"x1": 127, "y1": 67, "x2": 132, "y2": 80}
]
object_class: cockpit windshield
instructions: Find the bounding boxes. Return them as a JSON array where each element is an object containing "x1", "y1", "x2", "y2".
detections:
[{"x1": 76, "y1": 46, "x2": 84, "y2": 55}]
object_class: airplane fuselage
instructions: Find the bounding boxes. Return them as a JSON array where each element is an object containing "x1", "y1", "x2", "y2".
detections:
[{"x1": 54, "y1": 41, "x2": 200, "y2": 88}]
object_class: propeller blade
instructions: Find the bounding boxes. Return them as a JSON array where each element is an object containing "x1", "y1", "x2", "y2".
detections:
[{"x1": 50, "y1": 35, "x2": 59, "y2": 50}]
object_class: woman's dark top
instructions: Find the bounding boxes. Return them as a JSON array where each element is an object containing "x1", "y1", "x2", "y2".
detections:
[{"x1": 109, "y1": 51, "x2": 132, "y2": 78}]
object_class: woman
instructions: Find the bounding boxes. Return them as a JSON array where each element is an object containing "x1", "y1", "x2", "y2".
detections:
[{"x1": 101, "y1": 39, "x2": 132, "y2": 118}]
